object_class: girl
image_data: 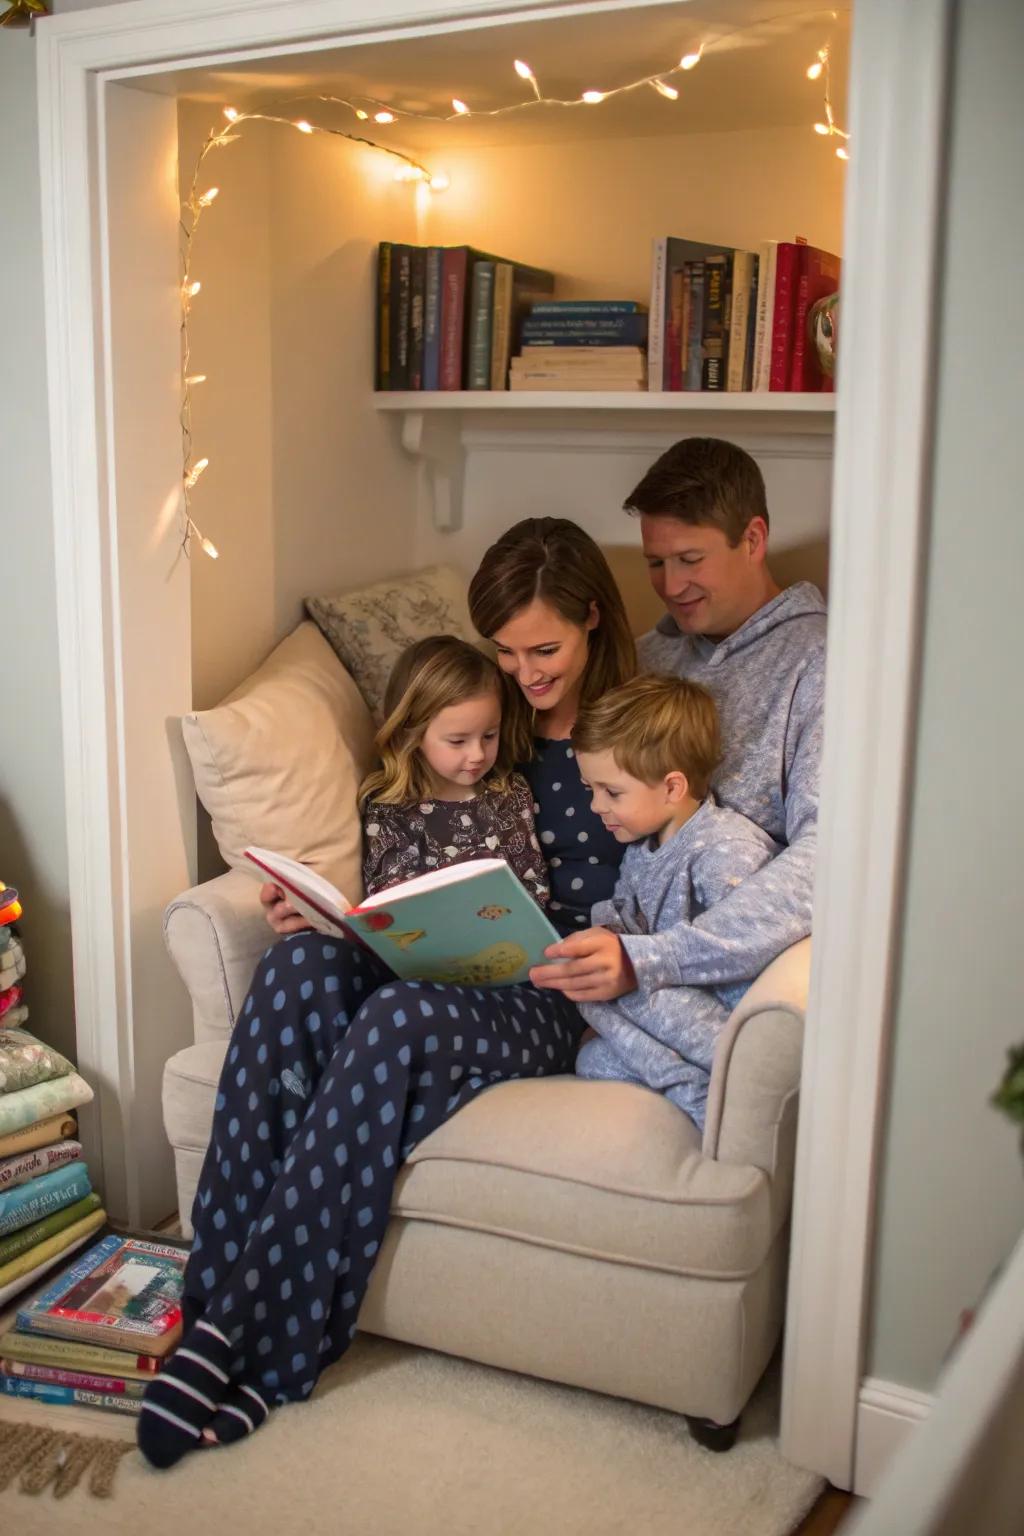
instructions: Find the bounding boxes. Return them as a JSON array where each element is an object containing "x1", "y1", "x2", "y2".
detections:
[
  {"x1": 358, "y1": 635, "x2": 548, "y2": 907},
  {"x1": 140, "y1": 520, "x2": 635, "y2": 1469}
]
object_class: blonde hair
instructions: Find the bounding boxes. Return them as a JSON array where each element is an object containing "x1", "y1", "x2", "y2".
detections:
[
  {"x1": 571, "y1": 674, "x2": 721, "y2": 800},
  {"x1": 359, "y1": 636, "x2": 510, "y2": 807},
  {"x1": 468, "y1": 518, "x2": 637, "y2": 763}
]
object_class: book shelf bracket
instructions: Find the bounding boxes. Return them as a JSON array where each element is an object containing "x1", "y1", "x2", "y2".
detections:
[{"x1": 398, "y1": 409, "x2": 465, "y2": 532}]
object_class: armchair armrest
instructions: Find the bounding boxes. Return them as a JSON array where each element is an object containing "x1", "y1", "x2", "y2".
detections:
[
  {"x1": 701, "y1": 939, "x2": 811, "y2": 1183},
  {"x1": 163, "y1": 868, "x2": 272, "y2": 1045}
]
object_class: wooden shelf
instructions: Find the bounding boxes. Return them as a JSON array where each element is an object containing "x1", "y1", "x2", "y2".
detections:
[{"x1": 375, "y1": 392, "x2": 835, "y2": 531}]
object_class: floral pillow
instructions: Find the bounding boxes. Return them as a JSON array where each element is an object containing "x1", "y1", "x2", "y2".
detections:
[
  {"x1": 0, "y1": 1029, "x2": 74, "y2": 1097},
  {"x1": 305, "y1": 565, "x2": 476, "y2": 718}
]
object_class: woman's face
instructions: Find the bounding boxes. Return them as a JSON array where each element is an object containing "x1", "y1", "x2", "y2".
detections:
[{"x1": 491, "y1": 598, "x2": 597, "y2": 716}]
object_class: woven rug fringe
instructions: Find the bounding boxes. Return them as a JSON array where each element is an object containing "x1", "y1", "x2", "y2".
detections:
[{"x1": 0, "y1": 1421, "x2": 133, "y2": 1497}]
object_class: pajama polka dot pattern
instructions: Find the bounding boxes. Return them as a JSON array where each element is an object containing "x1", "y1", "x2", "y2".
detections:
[
  {"x1": 141, "y1": 939, "x2": 584, "y2": 1466},
  {"x1": 520, "y1": 738, "x2": 623, "y2": 934}
]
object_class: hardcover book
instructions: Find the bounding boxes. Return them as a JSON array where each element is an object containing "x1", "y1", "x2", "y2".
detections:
[
  {"x1": 244, "y1": 849, "x2": 561, "y2": 987},
  {"x1": 768, "y1": 241, "x2": 804, "y2": 391},
  {"x1": 16, "y1": 1233, "x2": 188, "y2": 1356},
  {"x1": 422, "y1": 246, "x2": 444, "y2": 390},
  {"x1": 700, "y1": 254, "x2": 732, "y2": 391},
  {"x1": 0, "y1": 1374, "x2": 142, "y2": 1416},
  {"x1": 0, "y1": 1161, "x2": 93, "y2": 1238},
  {"x1": 0, "y1": 1357, "x2": 147, "y2": 1397},
  {"x1": 0, "y1": 1324, "x2": 161, "y2": 1376},
  {"x1": 788, "y1": 245, "x2": 841, "y2": 391}
]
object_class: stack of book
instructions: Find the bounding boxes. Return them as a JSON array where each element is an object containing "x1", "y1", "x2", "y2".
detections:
[
  {"x1": 510, "y1": 301, "x2": 648, "y2": 392},
  {"x1": 0, "y1": 1230, "x2": 189, "y2": 1418},
  {"x1": 648, "y1": 235, "x2": 840, "y2": 393},
  {"x1": 0, "y1": 888, "x2": 104, "y2": 1309},
  {"x1": 376, "y1": 243, "x2": 554, "y2": 392}
]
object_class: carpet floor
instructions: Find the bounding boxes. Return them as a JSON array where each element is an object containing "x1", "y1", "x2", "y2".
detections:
[{"x1": 0, "y1": 1336, "x2": 823, "y2": 1534}]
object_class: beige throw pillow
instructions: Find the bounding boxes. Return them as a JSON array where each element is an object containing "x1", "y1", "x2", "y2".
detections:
[
  {"x1": 305, "y1": 564, "x2": 475, "y2": 718},
  {"x1": 181, "y1": 623, "x2": 376, "y2": 904}
]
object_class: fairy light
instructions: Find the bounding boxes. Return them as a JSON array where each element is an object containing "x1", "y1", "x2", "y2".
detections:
[
  {"x1": 452, "y1": 97, "x2": 470, "y2": 115},
  {"x1": 374, "y1": 110, "x2": 395, "y2": 124},
  {"x1": 652, "y1": 79, "x2": 679, "y2": 100},
  {"x1": 185, "y1": 373, "x2": 206, "y2": 385},
  {"x1": 680, "y1": 48, "x2": 703, "y2": 70},
  {"x1": 354, "y1": 108, "x2": 368, "y2": 120},
  {"x1": 835, "y1": 145, "x2": 849, "y2": 160},
  {"x1": 581, "y1": 89, "x2": 606, "y2": 105},
  {"x1": 807, "y1": 43, "x2": 850, "y2": 151},
  {"x1": 429, "y1": 171, "x2": 451, "y2": 191},
  {"x1": 197, "y1": 187, "x2": 219, "y2": 206},
  {"x1": 514, "y1": 58, "x2": 542, "y2": 102},
  {"x1": 223, "y1": 107, "x2": 238, "y2": 122}
]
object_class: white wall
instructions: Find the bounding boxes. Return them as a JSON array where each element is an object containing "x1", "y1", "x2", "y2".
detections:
[{"x1": 867, "y1": 0, "x2": 1024, "y2": 1395}]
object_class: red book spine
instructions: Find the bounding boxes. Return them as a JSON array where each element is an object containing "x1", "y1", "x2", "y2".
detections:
[
  {"x1": 789, "y1": 247, "x2": 842, "y2": 391},
  {"x1": 4, "y1": 1360, "x2": 139, "y2": 1393},
  {"x1": 439, "y1": 249, "x2": 468, "y2": 390},
  {"x1": 768, "y1": 243, "x2": 801, "y2": 391}
]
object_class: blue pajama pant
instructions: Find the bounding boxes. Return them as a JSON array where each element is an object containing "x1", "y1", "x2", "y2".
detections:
[{"x1": 182, "y1": 935, "x2": 583, "y2": 1406}]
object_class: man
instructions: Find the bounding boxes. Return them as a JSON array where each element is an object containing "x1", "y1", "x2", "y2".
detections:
[{"x1": 531, "y1": 435, "x2": 826, "y2": 1003}]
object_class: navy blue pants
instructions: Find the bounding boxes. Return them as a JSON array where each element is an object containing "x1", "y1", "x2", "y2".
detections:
[{"x1": 182, "y1": 935, "x2": 582, "y2": 1405}]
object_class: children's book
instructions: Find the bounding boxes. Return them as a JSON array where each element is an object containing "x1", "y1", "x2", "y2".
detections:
[
  {"x1": 16, "y1": 1232, "x2": 188, "y2": 1356},
  {"x1": 0, "y1": 1373, "x2": 142, "y2": 1415},
  {"x1": 1, "y1": 1357, "x2": 148, "y2": 1397},
  {"x1": 244, "y1": 849, "x2": 561, "y2": 987},
  {"x1": 0, "y1": 1324, "x2": 161, "y2": 1376}
]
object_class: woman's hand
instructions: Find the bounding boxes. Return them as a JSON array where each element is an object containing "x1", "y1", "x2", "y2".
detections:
[
  {"x1": 529, "y1": 927, "x2": 637, "y2": 1003},
  {"x1": 260, "y1": 881, "x2": 313, "y2": 937}
]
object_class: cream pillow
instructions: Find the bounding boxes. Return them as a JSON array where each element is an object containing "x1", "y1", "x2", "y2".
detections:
[
  {"x1": 305, "y1": 564, "x2": 475, "y2": 718},
  {"x1": 181, "y1": 622, "x2": 376, "y2": 903}
]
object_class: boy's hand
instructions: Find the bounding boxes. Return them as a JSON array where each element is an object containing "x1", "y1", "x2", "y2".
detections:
[{"x1": 529, "y1": 927, "x2": 637, "y2": 1002}]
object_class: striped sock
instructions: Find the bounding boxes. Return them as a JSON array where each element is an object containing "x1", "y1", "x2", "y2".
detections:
[
  {"x1": 138, "y1": 1320, "x2": 232, "y2": 1469},
  {"x1": 205, "y1": 1382, "x2": 271, "y2": 1446}
]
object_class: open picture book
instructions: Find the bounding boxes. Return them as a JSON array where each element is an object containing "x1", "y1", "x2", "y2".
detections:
[{"x1": 244, "y1": 848, "x2": 562, "y2": 987}]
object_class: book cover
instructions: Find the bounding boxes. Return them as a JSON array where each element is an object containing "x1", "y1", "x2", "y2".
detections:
[
  {"x1": 529, "y1": 300, "x2": 645, "y2": 315},
  {"x1": 752, "y1": 240, "x2": 778, "y2": 391},
  {"x1": 491, "y1": 263, "x2": 555, "y2": 390},
  {"x1": 520, "y1": 315, "x2": 648, "y2": 343},
  {"x1": 509, "y1": 379, "x2": 645, "y2": 392},
  {"x1": 726, "y1": 250, "x2": 757, "y2": 391},
  {"x1": 0, "y1": 1161, "x2": 93, "y2": 1238},
  {"x1": 1, "y1": 1357, "x2": 147, "y2": 1397},
  {"x1": 16, "y1": 1233, "x2": 187, "y2": 1354},
  {"x1": 788, "y1": 245, "x2": 841, "y2": 391},
  {"x1": 743, "y1": 254, "x2": 760, "y2": 391},
  {"x1": 0, "y1": 1192, "x2": 102, "y2": 1268},
  {"x1": 0, "y1": 1138, "x2": 82, "y2": 1193},
  {"x1": 700, "y1": 254, "x2": 732, "y2": 391},
  {"x1": 650, "y1": 237, "x2": 738, "y2": 389},
  {"x1": 245, "y1": 850, "x2": 560, "y2": 987},
  {"x1": 517, "y1": 345, "x2": 646, "y2": 365},
  {"x1": 422, "y1": 246, "x2": 443, "y2": 390},
  {"x1": 375, "y1": 242, "x2": 391, "y2": 390},
  {"x1": 389, "y1": 244, "x2": 413, "y2": 391},
  {"x1": 768, "y1": 241, "x2": 804, "y2": 391},
  {"x1": 0, "y1": 1325, "x2": 161, "y2": 1376},
  {"x1": 667, "y1": 267, "x2": 685, "y2": 391},
  {"x1": 683, "y1": 262, "x2": 705, "y2": 390},
  {"x1": 0, "y1": 1373, "x2": 142, "y2": 1416},
  {"x1": 467, "y1": 260, "x2": 496, "y2": 390},
  {"x1": 439, "y1": 247, "x2": 469, "y2": 389},
  {"x1": 0, "y1": 1230, "x2": 97, "y2": 1310},
  {"x1": 408, "y1": 246, "x2": 427, "y2": 390},
  {"x1": 0, "y1": 1112, "x2": 78, "y2": 1162}
]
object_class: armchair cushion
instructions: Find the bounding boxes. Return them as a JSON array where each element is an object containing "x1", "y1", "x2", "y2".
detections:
[{"x1": 180, "y1": 622, "x2": 375, "y2": 901}]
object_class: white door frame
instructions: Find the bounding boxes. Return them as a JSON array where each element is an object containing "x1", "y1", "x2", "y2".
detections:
[{"x1": 36, "y1": 0, "x2": 952, "y2": 1486}]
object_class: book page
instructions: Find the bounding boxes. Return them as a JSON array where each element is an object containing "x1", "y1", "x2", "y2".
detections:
[{"x1": 355, "y1": 858, "x2": 506, "y2": 909}]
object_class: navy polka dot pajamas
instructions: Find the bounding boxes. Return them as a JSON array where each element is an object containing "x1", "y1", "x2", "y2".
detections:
[{"x1": 139, "y1": 741, "x2": 620, "y2": 1468}]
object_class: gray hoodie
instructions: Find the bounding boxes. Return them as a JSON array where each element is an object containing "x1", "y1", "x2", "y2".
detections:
[{"x1": 635, "y1": 581, "x2": 826, "y2": 988}]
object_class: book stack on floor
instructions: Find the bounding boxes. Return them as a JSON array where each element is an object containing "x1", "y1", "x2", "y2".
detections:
[
  {"x1": 0, "y1": 1231, "x2": 188, "y2": 1417},
  {"x1": 375, "y1": 243, "x2": 555, "y2": 391},
  {"x1": 510, "y1": 300, "x2": 648, "y2": 392},
  {"x1": 0, "y1": 881, "x2": 104, "y2": 1310},
  {"x1": 648, "y1": 234, "x2": 840, "y2": 393}
]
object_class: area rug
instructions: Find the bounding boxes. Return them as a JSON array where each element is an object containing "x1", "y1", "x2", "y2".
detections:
[{"x1": 0, "y1": 1336, "x2": 823, "y2": 1533}]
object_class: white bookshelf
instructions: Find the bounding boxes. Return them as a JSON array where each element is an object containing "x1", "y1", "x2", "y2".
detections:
[{"x1": 375, "y1": 392, "x2": 836, "y2": 530}]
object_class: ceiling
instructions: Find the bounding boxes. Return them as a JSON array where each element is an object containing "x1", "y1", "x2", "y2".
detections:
[{"x1": 143, "y1": 0, "x2": 850, "y2": 152}]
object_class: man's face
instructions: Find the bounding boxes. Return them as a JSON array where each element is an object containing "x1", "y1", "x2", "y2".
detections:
[{"x1": 640, "y1": 514, "x2": 766, "y2": 640}]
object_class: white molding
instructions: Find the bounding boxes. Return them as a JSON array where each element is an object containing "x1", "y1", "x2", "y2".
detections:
[
  {"x1": 780, "y1": 0, "x2": 955, "y2": 1490},
  {"x1": 854, "y1": 1379, "x2": 934, "y2": 1498}
]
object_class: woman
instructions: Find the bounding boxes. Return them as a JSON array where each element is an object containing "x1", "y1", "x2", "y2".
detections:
[{"x1": 138, "y1": 519, "x2": 636, "y2": 1469}]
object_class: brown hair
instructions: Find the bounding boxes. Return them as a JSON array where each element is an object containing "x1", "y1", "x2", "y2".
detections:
[
  {"x1": 571, "y1": 674, "x2": 721, "y2": 800},
  {"x1": 359, "y1": 635, "x2": 510, "y2": 806},
  {"x1": 467, "y1": 517, "x2": 637, "y2": 763},
  {"x1": 623, "y1": 437, "x2": 769, "y2": 544}
]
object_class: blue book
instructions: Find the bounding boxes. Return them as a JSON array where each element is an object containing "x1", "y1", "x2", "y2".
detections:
[
  {"x1": 467, "y1": 260, "x2": 496, "y2": 390},
  {"x1": 521, "y1": 315, "x2": 648, "y2": 345},
  {"x1": 0, "y1": 1374, "x2": 141, "y2": 1415},
  {"x1": 530, "y1": 300, "x2": 646, "y2": 316},
  {"x1": 245, "y1": 850, "x2": 560, "y2": 987},
  {"x1": 422, "y1": 247, "x2": 443, "y2": 390},
  {"x1": 0, "y1": 1163, "x2": 93, "y2": 1238}
]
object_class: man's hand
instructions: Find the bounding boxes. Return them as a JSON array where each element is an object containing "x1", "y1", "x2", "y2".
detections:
[
  {"x1": 529, "y1": 927, "x2": 637, "y2": 1003},
  {"x1": 260, "y1": 881, "x2": 313, "y2": 937}
]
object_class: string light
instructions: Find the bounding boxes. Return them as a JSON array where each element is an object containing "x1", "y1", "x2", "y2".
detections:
[
  {"x1": 806, "y1": 44, "x2": 850, "y2": 152},
  {"x1": 223, "y1": 107, "x2": 239, "y2": 122},
  {"x1": 374, "y1": 110, "x2": 395, "y2": 124},
  {"x1": 185, "y1": 373, "x2": 207, "y2": 385},
  {"x1": 183, "y1": 457, "x2": 209, "y2": 490},
  {"x1": 652, "y1": 79, "x2": 680, "y2": 100},
  {"x1": 197, "y1": 187, "x2": 219, "y2": 206},
  {"x1": 452, "y1": 97, "x2": 470, "y2": 115},
  {"x1": 680, "y1": 49, "x2": 703, "y2": 70},
  {"x1": 294, "y1": 119, "x2": 314, "y2": 134}
]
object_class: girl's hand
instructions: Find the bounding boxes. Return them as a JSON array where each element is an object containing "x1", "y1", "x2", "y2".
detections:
[
  {"x1": 529, "y1": 927, "x2": 637, "y2": 1002},
  {"x1": 260, "y1": 881, "x2": 313, "y2": 937}
]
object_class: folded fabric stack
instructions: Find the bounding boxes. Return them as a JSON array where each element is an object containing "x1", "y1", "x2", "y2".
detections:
[{"x1": 0, "y1": 886, "x2": 104, "y2": 1308}]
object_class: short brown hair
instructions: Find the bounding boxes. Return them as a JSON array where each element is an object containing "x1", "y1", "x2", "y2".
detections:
[
  {"x1": 623, "y1": 437, "x2": 768, "y2": 544},
  {"x1": 359, "y1": 635, "x2": 510, "y2": 806},
  {"x1": 571, "y1": 674, "x2": 721, "y2": 800},
  {"x1": 468, "y1": 518, "x2": 636, "y2": 763}
]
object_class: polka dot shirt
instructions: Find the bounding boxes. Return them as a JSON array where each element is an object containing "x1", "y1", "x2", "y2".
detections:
[{"x1": 519, "y1": 737, "x2": 623, "y2": 937}]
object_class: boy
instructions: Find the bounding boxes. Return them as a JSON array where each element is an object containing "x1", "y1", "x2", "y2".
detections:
[{"x1": 571, "y1": 673, "x2": 779, "y2": 1131}]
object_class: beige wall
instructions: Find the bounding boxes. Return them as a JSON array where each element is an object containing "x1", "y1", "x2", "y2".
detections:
[{"x1": 867, "y1": 0, "x2": 1024, "y2": 1393}]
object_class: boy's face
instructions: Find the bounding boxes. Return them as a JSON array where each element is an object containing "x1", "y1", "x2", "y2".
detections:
[
  {"x1": 640, "y1": 514, "x2": 768, "y2": 640},
  {"x1": 575, "y1": 748, "x2": 686, "y2": 844}
]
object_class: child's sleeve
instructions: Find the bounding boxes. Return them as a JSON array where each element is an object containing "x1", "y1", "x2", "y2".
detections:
[
  {"x1": 361, "y1": 803, "x2": 422, "y2": 898},
  {"x1": 504, "y1": 776, "x2": 551, "y2": 908}
]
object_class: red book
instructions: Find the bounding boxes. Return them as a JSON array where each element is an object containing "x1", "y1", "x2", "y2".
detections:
[
  {"x1": 768, "y1": 241, "x2": 804, "y2": 391},
  {"x1": 789, "y1": 246, "x2": 842, "y2": 391},
  {"x1": 1, "y1": 1358, "x2": 146, "y2": 1396}
]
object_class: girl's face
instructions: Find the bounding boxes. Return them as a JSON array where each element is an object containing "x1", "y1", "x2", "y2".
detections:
[
  {"x1": 491, "y1": 598, "x2": 598, "y2": 717},
  {"x1": 418, "y1": 689, "x2": 502, "y2": 798}
]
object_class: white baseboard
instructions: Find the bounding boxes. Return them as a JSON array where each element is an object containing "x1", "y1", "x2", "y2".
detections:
[{"x1": 854, "y1": 1377, "x2": 935, "y2": 1496}]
